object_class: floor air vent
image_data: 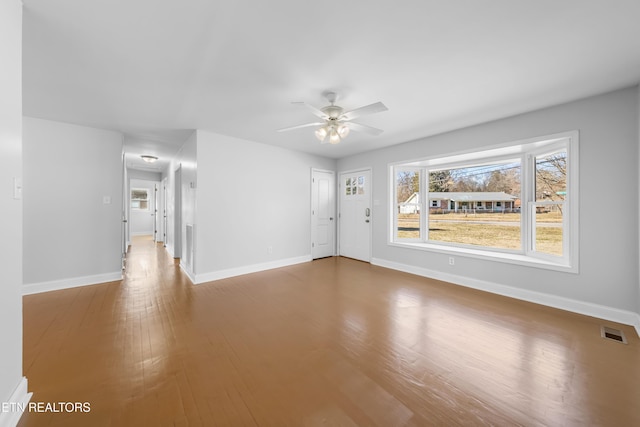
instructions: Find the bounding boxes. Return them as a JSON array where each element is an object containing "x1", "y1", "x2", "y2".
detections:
[{"x1": 600, "y1": 326, "x2": 627, "y2": 344}]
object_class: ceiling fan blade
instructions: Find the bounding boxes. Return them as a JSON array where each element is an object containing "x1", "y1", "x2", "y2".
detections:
[
  {"x1": 292, "y1": 101, "x2": 328, "y2": 119},
  {"x1": 346, "y1": 121, "x2": 384, "y2": 136},
  {"x1": 277, "y1": 122, "x2": 324, "y2": 132},
  {"x1": 340, "y1": 101, "x2": 388, "y2": 121}
]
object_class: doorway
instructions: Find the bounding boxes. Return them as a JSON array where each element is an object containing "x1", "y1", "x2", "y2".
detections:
[
  {"x1": 129, "y1": 179, "x2": 160, "y2": 239},
  {"x1": 338, "y1": 168, "x2": 372, "y2": 262}
]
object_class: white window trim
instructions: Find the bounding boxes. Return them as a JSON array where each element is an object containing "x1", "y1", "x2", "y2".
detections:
[
  {"x1": 131, "y1": 187, "x2": 150, "y2": 211},
  {"x1": 389, "y1": 131, "x2": 579, "y2": 273}
]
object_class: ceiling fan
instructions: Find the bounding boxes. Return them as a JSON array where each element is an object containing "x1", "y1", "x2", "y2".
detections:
[{"x1": 277, "y1": 92, "x2": 388, "y2": 144}]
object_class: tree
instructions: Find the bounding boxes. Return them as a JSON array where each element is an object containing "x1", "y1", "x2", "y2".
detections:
[
  {"x1": 536, "y1": 153, "x2": 566, "y2": 201},
  {"x1": 396, "y1": 170, "x2": 419, "y2": 203},
  {"x1": 429, "y1": 170, "x2": 453, "y2": 192},
  {"x1": 484, "y1": 168, "x2": 520, "y2": 195}
]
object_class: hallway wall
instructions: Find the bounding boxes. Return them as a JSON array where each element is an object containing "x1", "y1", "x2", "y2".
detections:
[
  {"x1": 0, "y1": 0, "x2": 27, "y2": 419},
  {"x1": 194, "y1": 130, "x2": 336, "y2": 282},
  {"x1": 23, "y1": 117, "x2": 124, "y2": 294}
]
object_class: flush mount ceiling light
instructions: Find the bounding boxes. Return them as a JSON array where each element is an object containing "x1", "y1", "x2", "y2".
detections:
[
  {"x1": 277, "y1": 91, "x2": 388, "y2": 145},
  {"x1": 141, "y1": 155, "x2": 158, "y2": 163}
]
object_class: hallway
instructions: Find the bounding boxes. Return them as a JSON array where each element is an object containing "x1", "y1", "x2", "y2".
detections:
[
  {"x1": 20, "y1": 236, "x2": 640, "y2": 426},
  {"x1": 21, "y1": 236, "x2": 191, "y2": 426}
]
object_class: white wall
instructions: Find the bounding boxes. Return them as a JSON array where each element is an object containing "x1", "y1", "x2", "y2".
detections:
[
  {"x1": 180, "y1": 133, "x2": 197, "y2": 269},
  {"x1": 128, "y1": 169, "x2": 162, "y2": 182},
  {"x1": 0, "y1": 0, "x2": 28, "y2": 418},
  {"x1": 129, "y1": 178, "x2": 157, "y2": 236},
  {"x1": 23, "y1": 117, "x2": 123, "y2": 293},
  {"x1": 195, "y1": 131, "x2": 336, "y2": 282},
  {"x1": 338, "y1": 87, "x2": 639, "y2": 323}
]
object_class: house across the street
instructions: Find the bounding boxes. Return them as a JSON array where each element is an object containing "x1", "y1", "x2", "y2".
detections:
[{"x1": 399, "y1": 192, "x2": 518, "y2": 213}]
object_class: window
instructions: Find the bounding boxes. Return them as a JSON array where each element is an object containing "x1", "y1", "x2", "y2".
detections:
[
  {"x1": 345, "y1": 175, "x2": 366, "y2": 196},
  {"x1": 427, "y1": 159, "x2": 522, "y2": 251},
  {"x1": 131, "y1": 188, "x2": 149, "y2": 211},
  {"x1": 532, "y1": 148, "x2": 567, "y2": 257},
  {"x1": 396, "y1": 169, "x2": 420, "y2": 239},
  {"x1": 390, "y1": 132, "x2": 578, "y2": 272}
]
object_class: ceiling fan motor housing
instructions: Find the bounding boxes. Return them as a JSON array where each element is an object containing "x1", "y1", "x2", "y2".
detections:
[{"x1": 322, "y1": 105, "x2": 344, "y2": 120}]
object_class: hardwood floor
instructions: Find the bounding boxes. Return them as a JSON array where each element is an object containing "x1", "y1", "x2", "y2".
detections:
[{"x1": 20, "y1": 236, "x2": 640, "y2": 426}]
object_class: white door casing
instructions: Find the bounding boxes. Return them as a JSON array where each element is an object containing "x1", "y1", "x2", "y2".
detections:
[
  {"x1": 339, "y1": 169, "x2": 372, "y2": 262},
  {"x1": 153, "y1": 183, "x2": 159, "y2": 242},
  {"x1": 163, "y1": 177, "x2": 168, "y2": 247},
  {"x1": 311, "y1": 169, "x2": 336, "y2": 259},
  {"x1": 121, "y1": 151, "x2": 128, "y2": 268},
  {"x1": 174, "y1": 165, "x2": 182, "y2": 258}
]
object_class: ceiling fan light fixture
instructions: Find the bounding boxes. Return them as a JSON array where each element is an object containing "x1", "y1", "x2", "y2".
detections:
[
  {"x1": 337, "y1": 124, "x2": 350, "y2": 138},
  {"x1": 279, "y1": 92, "x2": 387, "y2": 145},
  {"x1": 328, "y1": 128, "x2": 341, "y2": 145},
  {"x1": 141, "y1": 155, "x2": 158, "y2": 163},
  {"x1": 315, "y1": 126, "x2": 328, "y2": 142}
]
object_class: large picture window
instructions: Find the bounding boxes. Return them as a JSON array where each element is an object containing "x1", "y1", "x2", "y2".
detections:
[{"x1": 390, "y1": 132, "x2": 578, "y2": 272}]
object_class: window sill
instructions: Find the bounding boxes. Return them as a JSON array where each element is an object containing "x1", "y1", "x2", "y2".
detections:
[{"x1": 388, "y1": 241, "x2": 578, "y2": 274}]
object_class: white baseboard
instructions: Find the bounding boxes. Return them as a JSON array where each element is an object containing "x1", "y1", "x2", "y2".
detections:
[
  {"x1": 633, "y1": 313, "x2": 640, "y2": 338},
  {"x1": 372, "y1": 257, "x2": 640, "y2": 338},
  {"x1": 22, "y1": 271, "x2": 123, "y2": 295},
  {"x1": 180, "y1": 261, "x2": 196, "y2": 285},
  {"x1": 195, "y1": 255, "x2": 311, "y2": 284},
  {"x1": 0, "y1": 377, "x2": 32, "y2": 427}
]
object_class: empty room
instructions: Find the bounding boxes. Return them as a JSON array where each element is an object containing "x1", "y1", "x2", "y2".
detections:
[{"x1": 2, "y1": 1, "x2": 640, "y2": 426}]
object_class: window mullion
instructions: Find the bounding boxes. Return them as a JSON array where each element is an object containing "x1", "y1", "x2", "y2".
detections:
[
  {"x1": 522, "y1": 154, "x2": 534, "y2": 255},
  {"x1": 422, "y1": 168, "x2": 428, "y2": 242}
]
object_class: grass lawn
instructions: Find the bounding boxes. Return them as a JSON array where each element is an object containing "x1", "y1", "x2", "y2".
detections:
[{"x1": 397, "y1": 212, "x2": 562, "y2": 256}]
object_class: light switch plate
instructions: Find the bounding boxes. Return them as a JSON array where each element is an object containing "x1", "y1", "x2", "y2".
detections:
[{"x1": 13, "y1": 177, "x2": 22, "y2": 200}]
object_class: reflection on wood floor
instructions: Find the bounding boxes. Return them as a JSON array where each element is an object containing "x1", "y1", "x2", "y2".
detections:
[{"x1": 20, "y1": 235, "x2": 640, "y2": 426}]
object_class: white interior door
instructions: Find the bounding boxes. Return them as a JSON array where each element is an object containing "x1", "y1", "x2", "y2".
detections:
[
  {"x1": 311, "y1": 169, "x2": 336, "y2": 259},
  {"x1": 339, "y1": 169, "x2": 372, "y2": 262}
]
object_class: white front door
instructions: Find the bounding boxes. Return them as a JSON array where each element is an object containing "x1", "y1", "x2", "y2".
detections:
[
  {"x1": 339, "y1": 169, "x2": 372, "y2": 262},
  {"x1": 311, "y1": 169, "x2": 336, "y2": 259}
]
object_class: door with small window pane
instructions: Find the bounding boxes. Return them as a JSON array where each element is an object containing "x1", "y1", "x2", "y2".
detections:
[{"x1": 339, "y1": 169, "x2": 371, "y2": 262}]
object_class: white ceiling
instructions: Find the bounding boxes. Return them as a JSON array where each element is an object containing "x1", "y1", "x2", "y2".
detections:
[{"x1": 22, "y1": 0, "x2": 640, "y2": 165}]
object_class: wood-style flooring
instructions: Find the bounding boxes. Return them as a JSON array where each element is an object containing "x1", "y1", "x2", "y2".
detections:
[{"x1": 19, "y1": 236, "x2": 640, "y2": 426}]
